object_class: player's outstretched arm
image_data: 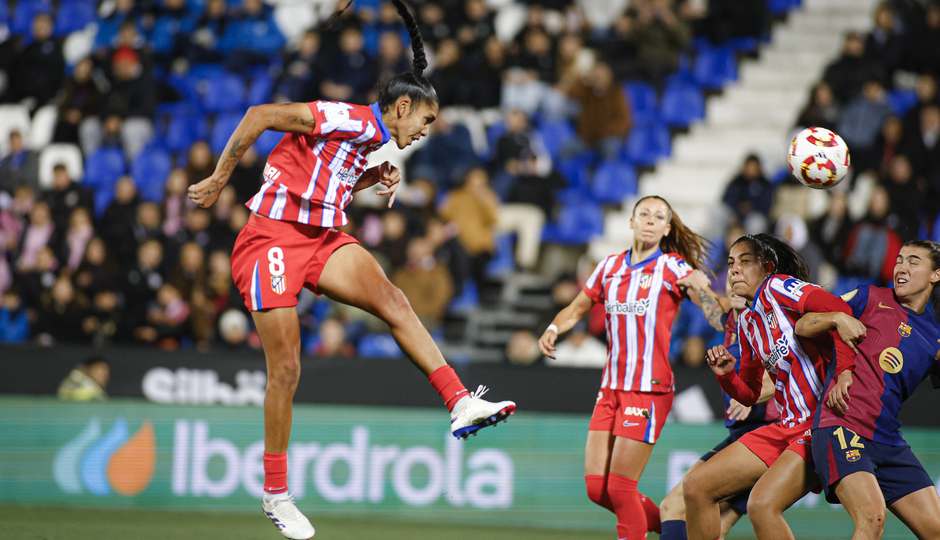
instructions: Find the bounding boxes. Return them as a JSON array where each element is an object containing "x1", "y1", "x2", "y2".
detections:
[
  {"x1": 679, "y1": 269, "x2": 729, "y2": 332},
  {"x1": 189, "y1": 103, "x2": 316, "y2": 208},
  {"x1": 539, "y1": 291, "x2": 595, "y2": 359}
]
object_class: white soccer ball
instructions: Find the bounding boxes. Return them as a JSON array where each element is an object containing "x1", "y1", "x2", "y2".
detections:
[{"x1": 787, "y1": 127, "x2": 851, "y2": 189}]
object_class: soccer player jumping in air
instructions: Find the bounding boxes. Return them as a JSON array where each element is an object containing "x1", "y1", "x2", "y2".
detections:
[{"x1": 188, "y1": 1, "x2": 514, "y2": 538}]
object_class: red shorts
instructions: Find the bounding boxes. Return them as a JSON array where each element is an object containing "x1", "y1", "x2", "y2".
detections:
[
  {"x1": 737, "y1": 420, "x2": 814, "y2": 467},
  {"x1": 231, "y1": 213, "x2": 359, "y2": 311},
  {"x1": 588, "y1": 388, "x2": 674, "y2": 444}
]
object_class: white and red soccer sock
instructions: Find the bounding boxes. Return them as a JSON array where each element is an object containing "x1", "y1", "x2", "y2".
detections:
[{"x1": 263, "y1": 451, "x2": 289, "y2": 498}]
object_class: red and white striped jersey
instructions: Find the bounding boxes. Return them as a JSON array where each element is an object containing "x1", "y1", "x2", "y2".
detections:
[
  {"x1": 737, "y1": 275, "x2": 828, "y2": 428},
  {"x1": 246, "y1": 101, "x2": 390, "y2": 227},
  {"x1": 583, "y1": 249, "x2": 692, "y2": 393}
]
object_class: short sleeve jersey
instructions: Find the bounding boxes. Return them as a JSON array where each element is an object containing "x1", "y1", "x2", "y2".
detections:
[
  {"x1": 583, "y1": 249, "x2": 692, "y2": 393},
  {"x1": 814, "y1": 286, "x2": 940, "y2": 445},
  {"x1": 246, "y1": 101, "x2": 391, "y2": 228},
  {"x1": 737, "y1": 275, "x2": 831, "y2": 428},
  {"x1": 721, "y1": 310, "x2": 779, "y2": 428}
]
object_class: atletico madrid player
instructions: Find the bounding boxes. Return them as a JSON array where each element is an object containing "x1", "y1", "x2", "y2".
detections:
[
  {"x1": 797, "y1": 240, "x2": 940, "y2": 540},
  {"x1": 538, "y1": 195, "x2": 716, "y2": 540},
  {"x1": 188, "y1": 1, "x2": 513, "y2": 538}
]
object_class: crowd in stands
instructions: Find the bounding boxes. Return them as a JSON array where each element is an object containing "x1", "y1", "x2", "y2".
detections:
[{"x1": 2, "y1": 0, "x2": 934, "y2": 366}]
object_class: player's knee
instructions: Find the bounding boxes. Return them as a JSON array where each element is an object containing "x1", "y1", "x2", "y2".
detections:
[
  {"x1": 374, "y1": 284, "x2": 412, "y2": 323},
  {"x1": 745, "y1": 490, "x2": 775, "y2": 523},
  {"x1": 682, "y1": 470, "x2": 708, "y2": 506},
  {"x1": 267, "y1": 356, "x2": 301, "y2": 389},
  {"x1": 659, "y1": 485, "x2": 685, "y2": 520},
  {"x1": 585, "y1": 482, "x2": 604, "y2": 506},
  {"x1": 857, "y1": 507, "x2": 886, "y2": 534}
]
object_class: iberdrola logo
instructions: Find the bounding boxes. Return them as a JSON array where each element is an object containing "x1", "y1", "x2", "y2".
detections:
[{"x1": 53, "y1": 417, "x2": 156, "y2": 496}]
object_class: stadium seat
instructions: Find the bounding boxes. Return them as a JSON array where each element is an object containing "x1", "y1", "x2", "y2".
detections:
[
  {"x1": 485, "y1": 233, "x2": 516, "y2": 278},
  {"x1": 10, "y1": 0, "x2": 51, "y2": 36},
  {"x1": 448, "y1": 279, "x2": 479, "y2": 313},
  {"x1": 28, "y1": 104, "x2": 58, "y2": 150},
  {"x1": 130, "y1": 145, "x2": 172, "y2": 203},
  {"x1": 202, "y1": 73, "x2": 246, "y2": 113},
  {"x1": 85, "y1": 146, "x2": 127, "y2": 217},
  {"x1": 624, "y1": 119, "x2": 671, "y2": 167},
  {"x1": 725, "y1": 36, "x2": 758, "y2": 53},
  {"x1": 211, "y1": 113, "x2": 245, "y2": 156},
  {"x1": 591, "y1": 160, "x2": 638, "y2": 204},
  {"x1": 542, "y1": 201, "x2": 604, "y2": 245},
  {"x1": 254, "y1": 129, "x2": 284, "y2": 155},
  {"x1": 357, "y1": 333, "x2": 404, "y2": 359},
  {"x1": 38, "y1": 143, "x2": 84, "y2": 189},
  {"x1": 0, "y1": 104, "x2": 31, "y2": 156},
  {"x1": 623, "y1": 81, "x2": 658, "y2": 122},
  {"x1": 246, "y1": 73, "x2": 274, "y2": 106},
  {"x1": 659, "y1": 82, "x2": 705, "y2": 128},
  {"x1": 54, "y1": 0, "x2": 96, "y2": 37},
  {"x1": 693, "y1": 45, "x2": 737, "y2": 90},
  {"x1": 535, "y1": 118, "x2": 576, "y2": 157},
  {"x1": 555, "y1": 153, "x2": 593, "y2": 191},
  {"x1": 887, "y1": 88, "x2": 918, "y2": 116},
  {"x1": 164, "y1": 111, "x2": 209, "y2": 153}
]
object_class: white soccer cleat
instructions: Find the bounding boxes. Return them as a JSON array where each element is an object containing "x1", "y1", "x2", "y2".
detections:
[
  {"x1": 262, "y1": 494, "x2": 315, "y2": 539},
  {"x1": 451, "y1": 385, "x2": 515, "y2": 440}
]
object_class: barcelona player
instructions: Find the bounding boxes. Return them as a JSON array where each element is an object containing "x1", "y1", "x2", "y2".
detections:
[
  {"x1": 683, "y1": 234, "x2": 856, "y2": 540},
  {"x1": 796, "y1": 239, "x2": 940, "y2": 540},
  {"x1": 538, "y1": 196, "x2": 716, "y2": 540},
  {"x1": 188, "y1": 2, "x2": 514, "y2": 538},
  {"x1": 658, "y1": 269, "x2": 777, "y2": 540}
]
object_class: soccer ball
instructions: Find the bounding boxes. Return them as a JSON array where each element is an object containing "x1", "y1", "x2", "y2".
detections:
[{"x1": 787, "y1": 127, "x2": 851, "y2": 189}]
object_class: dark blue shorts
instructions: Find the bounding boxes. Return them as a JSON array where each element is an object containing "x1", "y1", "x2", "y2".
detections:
[
  {"x1": 699, "y1": 422, "x2": 770, "y2": 515},
  {"x1": 812, "y1": 425, "x2": 934, "y2": 505}
]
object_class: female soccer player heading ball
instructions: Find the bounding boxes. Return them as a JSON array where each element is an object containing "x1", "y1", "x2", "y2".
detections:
[{"x1": 188, "y1": 2, "x2": 514, "y2": 538}]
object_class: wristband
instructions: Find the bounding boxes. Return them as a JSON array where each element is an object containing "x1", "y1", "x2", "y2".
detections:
[{"x1": 547, "y1": 324, "x2": 559, "y2": 334}]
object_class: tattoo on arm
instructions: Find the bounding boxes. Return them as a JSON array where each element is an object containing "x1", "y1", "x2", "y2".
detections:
[{"x1": 698, "y1": 289, "x2": 725, "y2": 332}]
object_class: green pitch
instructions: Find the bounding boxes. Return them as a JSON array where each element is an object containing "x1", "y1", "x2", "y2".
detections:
[{"x1": 0, "y1": 504, "x2": 615, "y2": 540}]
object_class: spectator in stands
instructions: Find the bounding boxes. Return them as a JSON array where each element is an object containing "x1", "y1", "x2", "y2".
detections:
[
  {"x1": 15, "y1": 201, "x2": 56, "y2": 275},
  {"x1": 425, "y1": 214, "x2": 471, "y2": 298},
  {"x1": 697, "y1": 0, "x2": 766, "y2": 44},
  {"x1": 173, "y1": 207, "x2": 214, "y2": 253},
  {"x1": 123, "y1": 238, "x2": 165, "y2": 331},
  {"x1": 53, "y1": 57, "x2": 105, "y2": 154},
  {"x1": 100, "y1": 176, "x2": 141, "y2": 267},
  {"x1": 440, "y1": 167, "x2": 499, "y2": 290},
  {"x1": 45, "y1": 164, "x2": 94, "y2": 232},
  {"x1": 15, "y1": 245, "x2": 58, "y2": 310},
  {"x1": 903, "y1": 103, "x2": 940, "y2": 185},
  {"x1": 427, "y1": 39, "x2": 465, "y2": 107},
  {"x1": 881, "y1": 154, "x2": 927, "y2": 242},
  {"x1": 74, "y1": 236, "x2": 120, "y2": 296},
  {"x1": 369, "y1": 31, "x2": 411, "y2": 100},
  {"x1": 218, "y1": 308, "x2": 250, "y2": 348},
  {"x1": 554, "y1": 32, "x2": 594, "y2": 92},
  {"x1": 0, "y1": 194, "x2": 19, "y2": 294},
  {"x1": 184, "y1": 0, "x2": 230, "y2": 65},
  {"x1": 502, "y1": 26, "x2": 555, "y2": 115},
  {"x1": 205, "y1": 249, "x2": 241, "y2": 321},
  {"x1": 823, "y1": 32, "x2": 880, "y2": 104},
  {"x1": 135, "y1": 283, "x2": 191, "y2": 349},
  {"x1": 558, "y1": 61, "x2": 632, "y2": 161},
  {"x1": 842, "y1": 184, "x2": 903, "y2": 284},
  {"x1": 93, "y1": 0, "x2": 141, "y2": 56},
  {"x1": 902, "y1": 2, "x2": 940, "y2": 77},
  {"x1": 775, "y1": 212, "x2": 825, "y2": 282},
  {"x1": 392, "y1": 236, "x2": 455, "y2": 329},
  {"x1": 310, "y1": 318, "x2": 356, "y2": 357},
  {"x1": 373, "y1": 209, "x2": 410, "y2": 272},
  {"x1": 83, "y1": 288, "x2": 130, "y2": 345},
  {"x1": 105, "y1": 20, "x2": 155, "y2": 79},
  {"x1": 593, "y1": 11, "x2": 641, "y2": 81},
  {"x1": 544, "y1": 320, "x2": 607, "y2": 368},
  {"x1": 864, "y1": 3, "x2": 904, "y2": 81},
  {"x1": 454, "y1": 0, "x2": 496, "y2": 55},
  {"x1": 721, "y1": 153, "x2": 774, "y2": 233},
  {"x1": 796, "y1": 81, "x2": 841, "y2": 132},
  {"x1": 58, "y1": 357, "x2": 110, "y2": 401},
  {"x1": 0, "y1": 287, "x2": 29, "y2": 343},
  {"x1": 273, "y1": 30, "x2": 324, "y2": 104},
  {"x1": 836, "y1": 79, "x2": 893, "y2": 170},
  {"x1": 148, "y1": 0, "x2": 193, "y2": 69},
  {"x1": 490, "y1": 109, "x2": 546, "y2": 198},
  {"x1": 3, "y1": 13, "x2": 64, "y2": 111},
  {"x1": 227, "y1": 146, "x2": 265, "y2": 204},
  {"x1": 61, "y1": 207, "x2": 95, "y2": 273},
  {"x1": 35, "y1": 274, "x2": 89, "y2": 345},
  {"x1": 220, "y1": 0, "x2": 285, "y2": 72},
  {"x1": 506, "y1": 329, "x2": 542, "y2": 365},
  {"x1": 408, "y1": 113, "x2": 479, "y2": 188},
  {"x1": 901, "y1": 74, "x2": 938, "y2": 134},
  {"x1": 161, "y1": 169, "x2": 193, "y2": 238},
  {"x1": 417, "y1": 2, "x2": 451, "y2": 48},
  {"x1": 808, "y1": 191, "x2": 853, "y2": 273},
  {"x1": 467, "y1": 35, "x2": 504, "y2": 109},
  {"x1": 321, "y1": 26, "x2": 373, "y2": 103},
  {"x1": 0, "y1": 131, "x2": 40, "y2": 194},
  {"x1": 630, "y1": 0, "x2": 692, "y2": 85},
  {"x1": 171, "y1": 241, "x2": 207, "y2": 302},
  {"x1": 99, "y1": 47, "x2": 157, "y2": 161},
  {"x1": 184, "y1": 141, "x2": 216, "y2": 185},
  {"x1": 868, "y1": 114, "x2": 905, "y2": 178}
]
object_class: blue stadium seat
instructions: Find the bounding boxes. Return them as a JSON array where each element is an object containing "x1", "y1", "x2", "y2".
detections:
[
  {"x1": 887, "y1": 88, "x2": 918, "y2": 116},
  {"x1": 84, "y1": 147, "x2": 126, "y2": 217},
  {"x1": 202, "y1": 73, "x2": 246, "y2": 113},
  {"x1": 485, "y1": 233, "x2": 516, "y2": 278},
  {"x1": 164, "y1": 111, "x2": 209, "y2": 153},
  {"x1": 211, "y1": 113, "x2": 244, "y2": 156},
  {"x1": 254, "y1": 129, "x2": 284, "y2": 155},
  {"x1": 591, "y1": 160, "x2": 638, "y2": 204},
  {"x1": 659, "y1": 82, "x2": 705, "y2": 128},
  {"x1": 556, "y1": 153, "x2": 593, "y2": 191},
  {"x1": 623, "y1": 81, "x2": 658, "y2": 122},
  {"x1": 693, "y1": 45, "x2": 737, "y2": 90},
  {"x1": 247, "y1": 73, "x2": 273, "y2": 106},
  {"x1": 624, "y1": 118, "x2": 671, "y2": 167},
  {"x1": 448, "y1": 279, "x2": 479, "y2": 313},
  {"x1": 357, "y1": 333, "x2": 404, "y2": 359},
  {"x1": 542, "y1": 201, "x2": 604, "y2": 245},
  {"x1": 0, "y1": 2, "x2": 8, "y2": 24},
  {"x1": 484, "y1": 121, "x2": 507, "y2": 161},
  {"x1": 11, "y1": 0, "x2": 52, "y2": 35},
  {"x1": 725, "y1": 36, "x2": 758, "y2": 53},
  {"x1": 54, "y1": 0, "x2": 95, "y2": 36},
  {"x1": 535, "y1": 118, "x2": 576, "y2": 157},
  {"x1": 130, "y1": 145, "x2": 173, "y2": 203}
]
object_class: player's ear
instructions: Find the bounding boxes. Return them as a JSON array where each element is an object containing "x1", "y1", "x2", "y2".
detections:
[{"x1": 396, "y1": 97, "x2": 411, "y2": 118}]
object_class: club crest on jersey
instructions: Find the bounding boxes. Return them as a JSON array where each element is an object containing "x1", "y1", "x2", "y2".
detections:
[
  {"x1": 639, "y1": 273, "x2": 653, "y2": 289},
  {"x1": 764, "y1": 310, "x2": 778, "y2": 329},
  {"x1": 845, "y1": 449, "x2": 861, "y2": 462},
  {"x1": 879, "y1": 347, "x2": 903, "y2": 374},
  {"x1": 271, "y1": 275, "x2": 286, "y2": 295},
  {"x1": 898, "y1": 322, "x2": 911, "y2": 338}
]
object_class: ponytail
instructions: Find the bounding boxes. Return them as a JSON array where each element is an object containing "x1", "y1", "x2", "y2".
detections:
[
  {"x1": 732, "y1": 233, "x2": 811, "y2": 282},
  {"x1": 390, "y1": 0, "x2": 427, "y2": 76},
  {"x1": 633, "y1": 196, "x2": 713, "y2": 272},
  {"x1": 375, "y1": 0, "x2": 439, "y2": 112}
]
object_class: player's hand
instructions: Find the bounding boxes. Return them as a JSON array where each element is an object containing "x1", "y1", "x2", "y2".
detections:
[
  {"x1": 373, "y1": 161, "x2": 401, "y2": 208},
  {"x1": 832, "y1": 312, "x2": 866, "y2": 356},
  {"x1": 705, "y1": 345, "x2": 735, "y2": 376},
  {"x1": 826, "y1": 370, "x2": 853, "y2": 416},
  {"x1": 188, "y1": 175, "x2": 225, "y2": 208},
  {"x1": 677, "y1": 269, "x2": 711, "y2": 293},
  {"x1": 727, "y1": 398, "x2": 752, "y2": 421},
  {"x1": 539, "y1": 327, "x2": 558, "y2": 359}
]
